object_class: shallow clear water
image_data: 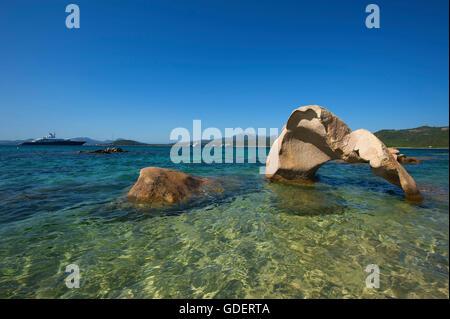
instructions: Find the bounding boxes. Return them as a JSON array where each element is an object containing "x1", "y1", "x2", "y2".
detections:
[{"x1": 0, "y1": 146, "x2": 448, "y2": 298}]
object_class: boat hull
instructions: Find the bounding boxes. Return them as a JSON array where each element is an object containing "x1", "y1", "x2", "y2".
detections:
[{"x1": 20, "y1": 141, "x2": 86, "y2": 146}]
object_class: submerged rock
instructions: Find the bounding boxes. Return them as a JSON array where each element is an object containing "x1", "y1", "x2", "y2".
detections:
[
  {"x1": 266, "y1": 105, "x2": 423, "y2": 202},
  {"x1": 127, "y1": 167, "x2": 211, "y2": 204},
  {"x1": 79, "y1": 147, "x2": 127, "y2": 154}
]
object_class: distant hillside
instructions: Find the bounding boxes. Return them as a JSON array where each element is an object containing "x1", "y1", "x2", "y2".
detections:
[
  {"x1": 0, "y1": 139, "x2": 32, "y2": 146},
  {"x1": 176, "y1": 135, "x2": 278, "y2": 147},
  {"x1": 101, "y1": 139, "x2": 150, "y2": 146},
  {"x1": 375, "y1": 126, "x2": 449, "y2": 148}
]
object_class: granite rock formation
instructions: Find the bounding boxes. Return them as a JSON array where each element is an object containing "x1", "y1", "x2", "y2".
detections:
[
  {"x1": 127, "y1": 167, "x2": 210, "y2": 204},
  {"x1": 265, "y1": 105, "x2": 423, "y2": 202}
]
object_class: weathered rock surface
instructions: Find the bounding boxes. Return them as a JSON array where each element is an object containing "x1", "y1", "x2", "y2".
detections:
[
  {"x1": 266, "y1": 105, "x2": 423, "y2": 202},
  {"x1": 127, "y1": 167, "x2": 210, "y2": 204},
  {"x1": 79, "y1": 147, "x2": 127, "y2": 154}
]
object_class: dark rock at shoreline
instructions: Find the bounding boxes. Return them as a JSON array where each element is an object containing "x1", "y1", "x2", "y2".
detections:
[
  {"x1": 78, "y1": 147, "x2": 127, "y2": 154},
  {"x1": 388, "y1": 148, "x2": 422, "y2": 164},
  {"x1": 397, "y1": 156, "x2": 422, "y2": 164}
]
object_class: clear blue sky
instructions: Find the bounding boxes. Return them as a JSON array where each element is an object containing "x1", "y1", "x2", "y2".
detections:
[{"x1": 0, "y1": 0, "x2": 448, "y2": 143}]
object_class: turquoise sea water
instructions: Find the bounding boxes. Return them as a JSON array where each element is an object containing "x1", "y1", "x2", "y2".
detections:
[{"x1": 0, "y1": 146, "x2": 448, "y2": 298}]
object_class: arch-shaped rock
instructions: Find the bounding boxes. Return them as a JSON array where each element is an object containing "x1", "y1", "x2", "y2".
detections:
[{"x1": 266, "y1": 105, "x2": 423, "y2": 202}]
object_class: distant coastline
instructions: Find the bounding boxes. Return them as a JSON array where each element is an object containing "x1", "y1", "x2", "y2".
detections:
[
  {"x1": 1, "y1": 125, "x2": 448, "y2": 148},
  {"x1": 395, "y1": 147, "x2": 448, "y2": 150},
  {"x1": 97, "y1": 139, "x2": 151, "y2": 146}
]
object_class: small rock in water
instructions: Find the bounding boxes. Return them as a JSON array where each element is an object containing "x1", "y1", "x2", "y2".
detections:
[
  {"x1": 387, "y1": 148, "x2": 422, "y2": 164},
  {"x1": 127, "y1": 167, "x2": 217, "y2": 205},
  {"x1": 78, "y1": 147, "x2": 127, "y2": 154},
  {"x1": 396, "y1": 154, "x2": 422, "y2": 164}
]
